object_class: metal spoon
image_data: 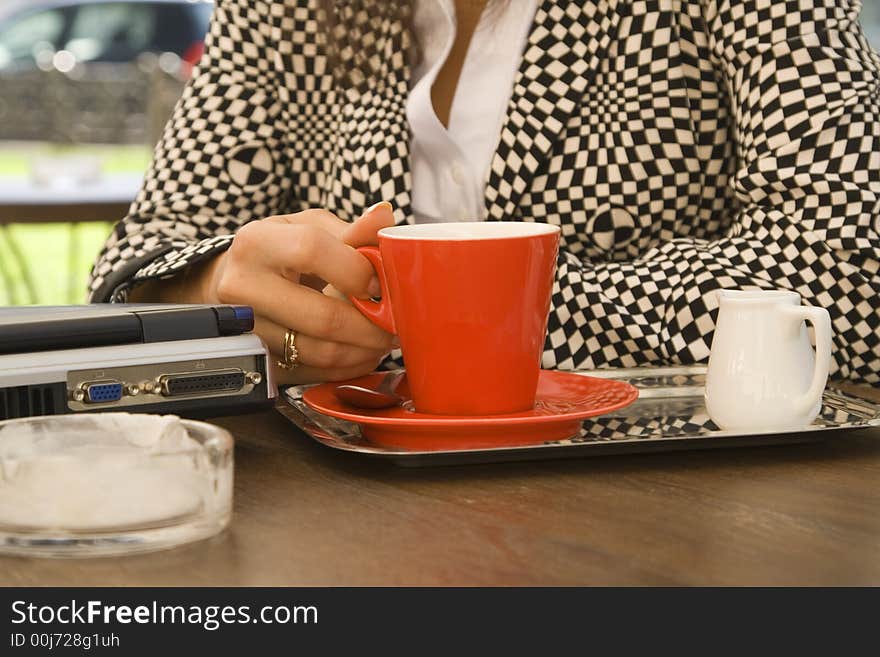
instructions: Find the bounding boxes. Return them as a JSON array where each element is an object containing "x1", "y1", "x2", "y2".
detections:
[{"x1": 335, "y1": 371, "x2": 405, "y2": 409}]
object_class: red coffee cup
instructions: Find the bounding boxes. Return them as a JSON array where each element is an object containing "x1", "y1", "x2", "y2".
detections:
[{"x1": 351, "y1": 222, "x2": 560, "y2": 416}]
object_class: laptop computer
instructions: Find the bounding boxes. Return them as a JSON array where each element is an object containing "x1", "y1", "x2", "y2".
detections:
[{"x1": 0, "y1": 304, "x2": 275, "y2": 421}]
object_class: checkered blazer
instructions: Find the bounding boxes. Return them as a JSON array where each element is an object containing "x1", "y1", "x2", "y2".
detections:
[{"x1": 88, "y1": 0, "x2": 880, "y2": 383}]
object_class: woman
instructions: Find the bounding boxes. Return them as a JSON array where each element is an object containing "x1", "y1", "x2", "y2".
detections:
[{"x1": 89, "y1": 0, "x2": 880, "y2": 385}]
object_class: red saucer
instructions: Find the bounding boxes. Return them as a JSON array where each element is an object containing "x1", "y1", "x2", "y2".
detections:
[{"x1": 302, "y1": 370, "x2": 639, "y2": 450}]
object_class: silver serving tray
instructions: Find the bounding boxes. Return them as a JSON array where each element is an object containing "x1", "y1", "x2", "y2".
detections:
[{"x1": 276, "y1": 366, "x2": 880, "y2": 467}]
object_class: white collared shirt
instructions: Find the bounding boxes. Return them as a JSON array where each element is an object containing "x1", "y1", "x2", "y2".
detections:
[{"x1": 408, "y1": 0, "x2": 538, "y2": 223}]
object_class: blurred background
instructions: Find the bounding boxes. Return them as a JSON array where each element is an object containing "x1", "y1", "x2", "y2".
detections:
[
  {"x1": 0, "y1": 0, "x2": 878, "y2": 305},
  {"x1": 0, "y1": 0, "x2": 212, "y2": 304}
]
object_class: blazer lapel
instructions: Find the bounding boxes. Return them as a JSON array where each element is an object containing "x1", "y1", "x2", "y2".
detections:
[
  {"x1": 342, "y1": 13, "x2": 415, "y2": 225},
  {"x1": 484, "y1": 0, "x2": 622, "y2": 221},
  {"x1": 352, "y1": 78, "x2": 415, "y2": 225}
]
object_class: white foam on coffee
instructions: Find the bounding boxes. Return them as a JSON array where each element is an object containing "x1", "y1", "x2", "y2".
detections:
[{"x1": 379, "y1": 221, "x2": 559, "y2": 240}]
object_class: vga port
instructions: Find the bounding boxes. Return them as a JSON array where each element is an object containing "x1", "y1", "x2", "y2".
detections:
[
  {"x1": 84, "y1": 382, "x2": 124, "y2": 403},
  {"x1": 159, "y1": 369, "x2": 246, "y2": 397}
]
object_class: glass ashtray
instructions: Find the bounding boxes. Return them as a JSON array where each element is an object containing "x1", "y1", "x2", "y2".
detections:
[{"x1": 0, "y1": 413, "x2": 233, "y2": 558}]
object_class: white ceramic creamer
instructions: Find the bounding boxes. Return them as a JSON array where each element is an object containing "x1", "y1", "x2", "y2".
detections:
[{"x1": 705, "y1": 290, "x2": 832, "y2": 432}]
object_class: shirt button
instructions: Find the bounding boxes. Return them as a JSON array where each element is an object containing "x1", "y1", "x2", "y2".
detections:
[{"x1": 450, "y1": 162, "x2": 465, "y2": 185}]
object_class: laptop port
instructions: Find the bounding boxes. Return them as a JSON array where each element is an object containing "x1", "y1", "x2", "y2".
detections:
[
  {"x1": 159, "y1": 370, "x2": 246, "y2": 397},
  {"x1": 84, "y1": 382, "x2": 124, "y2": 403}
]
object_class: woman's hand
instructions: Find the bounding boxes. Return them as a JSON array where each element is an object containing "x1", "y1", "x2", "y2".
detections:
[{"x1": 134, "y1": 203, "x2": 396, "y2": 384}]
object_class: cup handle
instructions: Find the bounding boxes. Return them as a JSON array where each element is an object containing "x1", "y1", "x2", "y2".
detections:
[
  {"x1": 349, "y1": 246, "x2": 397, "y2": 334},
  {"x1": 785, "y1": 304, "x2": 832, "y2": 417}
]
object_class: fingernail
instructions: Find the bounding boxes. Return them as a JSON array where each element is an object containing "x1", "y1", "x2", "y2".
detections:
[
  {"x1": 367, "y1": 276, "x2": 382, "y2": 297},
  {"x1": 363, "y1": 200, "x2": 393, "y2": 217},
  {"x1": 391, "y1": 336, "x2": 401, "y2": 348}
]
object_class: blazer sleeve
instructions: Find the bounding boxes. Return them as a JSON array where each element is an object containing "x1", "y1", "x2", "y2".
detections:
[
  {"x1": 545, "y1": 0, "x2": 880, "y2": 383},
  {"x1": 88, "y1": 0, "x2": 292, "y2": 302}
]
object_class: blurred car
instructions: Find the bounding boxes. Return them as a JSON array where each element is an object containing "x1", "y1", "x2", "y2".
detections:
[{"x1": 0, "y1": 0, "x2": 213, "y2": 75}]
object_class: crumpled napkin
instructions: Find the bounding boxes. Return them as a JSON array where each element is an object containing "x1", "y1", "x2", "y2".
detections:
[{"x1": 0, "y1": 413, "x2": 205, "y2": 530}]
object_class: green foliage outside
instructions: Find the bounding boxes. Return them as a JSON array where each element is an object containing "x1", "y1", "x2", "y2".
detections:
[
  {"x1": 0, "y1": 222, "x2": 115, "y2": 304},
  {"x1": 0, "y1": 143, "x2": 151, "y2": 305},
  {"x1": 0, "y1": 143, "x2": 151, "y2": 177}
]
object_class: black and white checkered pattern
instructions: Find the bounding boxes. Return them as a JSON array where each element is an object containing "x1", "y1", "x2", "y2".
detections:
[{"x1": 88, "y1": 0, "x2": 880, "y2": 383}]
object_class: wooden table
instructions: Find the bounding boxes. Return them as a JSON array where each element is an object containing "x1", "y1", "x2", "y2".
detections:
[
  {"x1": 0, "y1": 173, "x2": 141, "y2": 224},
  {"x1": 2, "y1": 386, "x2": 879, "y2": 586}
]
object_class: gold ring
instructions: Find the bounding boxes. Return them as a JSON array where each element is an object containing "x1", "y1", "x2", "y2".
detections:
[{"x1": 276, "y1": 329, "x2": 300, "y2": 370}]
